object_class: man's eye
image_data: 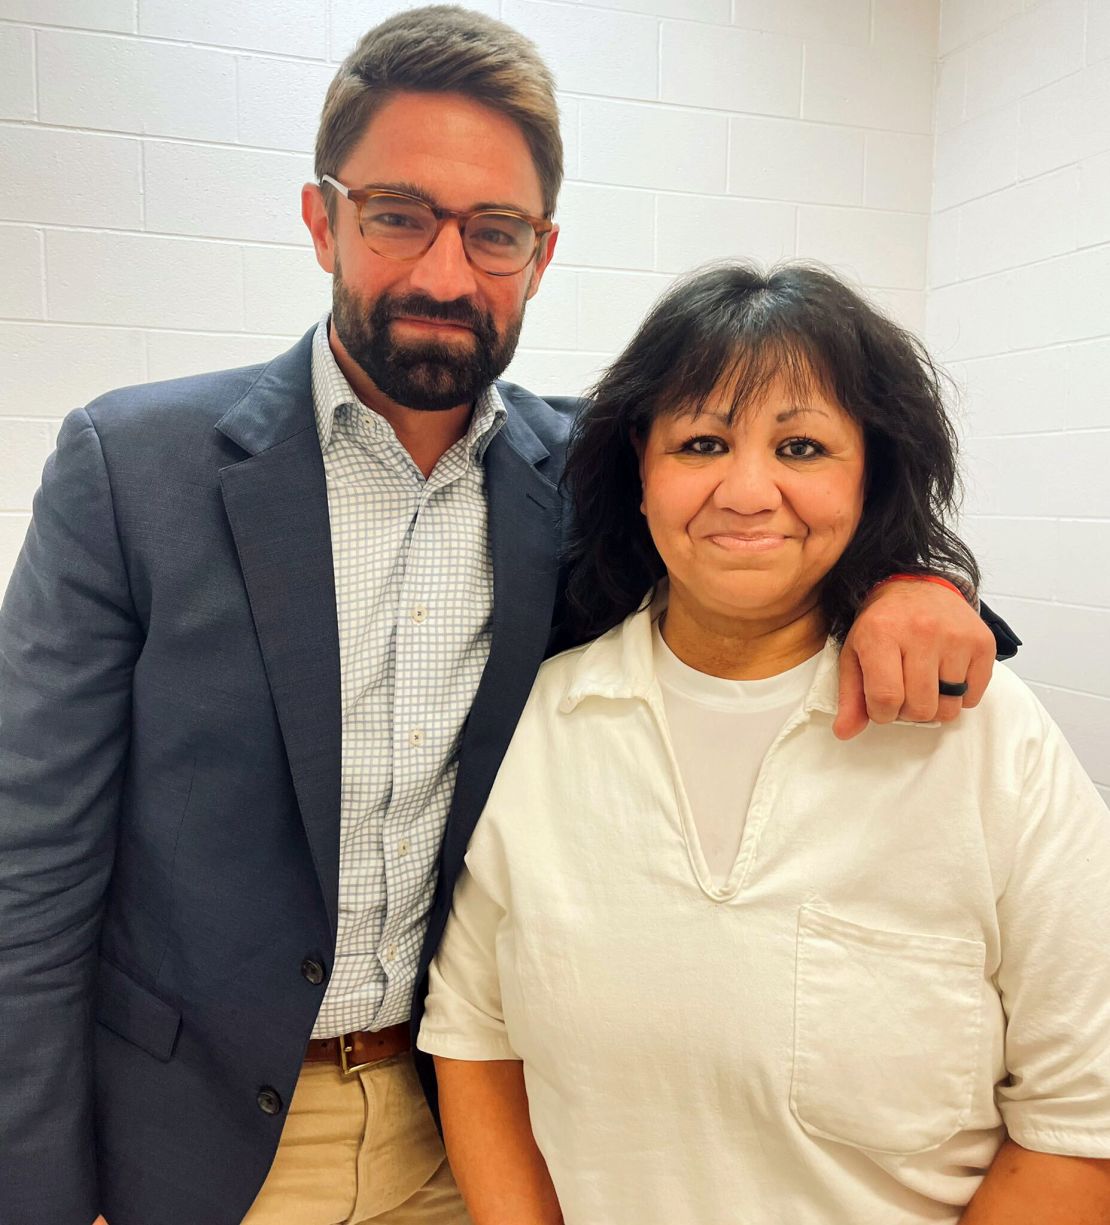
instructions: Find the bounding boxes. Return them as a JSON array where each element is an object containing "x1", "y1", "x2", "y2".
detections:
[
  {"x1": 367, "y1": 211, "x2": 422, "y2": 229},
  {"x1": 679, "y1": 435, "x2": 726, "y2": 455},
  {"x1": 467, "y1": 219, "x2": 531, "y2": 254},
  {"x1": 473, "y1": 226, "x2": 516, "y2": 247},
  {"x1": 779, "y1": 437, "x2": 824, "y2": 459}
]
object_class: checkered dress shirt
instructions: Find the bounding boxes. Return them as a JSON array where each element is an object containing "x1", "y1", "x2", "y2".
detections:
[{"x1": 308, "y1": 316, "x2": 506, "y2": 1037}]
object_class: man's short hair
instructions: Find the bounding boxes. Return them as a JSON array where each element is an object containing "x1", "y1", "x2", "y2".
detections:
[{"x1": 316, "y1": 5, "x2": 563, "y2": 225}]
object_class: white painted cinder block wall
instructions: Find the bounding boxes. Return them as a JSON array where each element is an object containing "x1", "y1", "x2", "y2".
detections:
[
  {"x1": 13, "y1": 1, "x2": 1103, "y2": 799},
  {"x1": 927, "y1": 0, "x2": 1110, "y2": 801},
  {"x1": 0, "y1": 0, "x2": 937, "y2": 576}
]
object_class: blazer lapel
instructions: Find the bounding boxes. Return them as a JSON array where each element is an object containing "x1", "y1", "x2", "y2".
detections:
[
  {"x1": 438, "y1": 409, "x2": 564, "y2": 892},
  {"x1": 215, "y1": 332, "x2": 342, "y2": 936}
]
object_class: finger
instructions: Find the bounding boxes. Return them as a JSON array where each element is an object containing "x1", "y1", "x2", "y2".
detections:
[
  {"x1": 855, "y1": 636, "x2": 906, "y2": 725},
  {"x1": 961, "y1": 642, "x2": 996, "y2": 710},
  {"x1": 898, "y1": 643, "x2": 944, "y2": 723},
  {"x1": 833, "y1": 645, "x2": 868, "y2": 740},
  {"x1": 933, "y1": 644, "x2": 974, "y2": 723}
]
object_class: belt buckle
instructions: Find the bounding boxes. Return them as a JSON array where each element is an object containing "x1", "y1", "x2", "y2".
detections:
[{"x1": 338, "y1": 1033, "x2": 372, "y2": 1078}]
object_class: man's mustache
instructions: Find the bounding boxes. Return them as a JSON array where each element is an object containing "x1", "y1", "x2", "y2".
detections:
[{"x1": 380, "y1": 293, "x2": 490, "y2": 333}]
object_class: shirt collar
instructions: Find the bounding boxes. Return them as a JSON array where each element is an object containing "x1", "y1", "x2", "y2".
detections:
[
  {"x1": 558, "y1": 589, "x2": 938, "y2": 729},
  {"x1": 310, "y1": 314, "x2": 507, "y2": 461}
]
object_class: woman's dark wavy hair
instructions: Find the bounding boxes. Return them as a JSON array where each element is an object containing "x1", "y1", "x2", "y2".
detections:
[{"x1": 562, "y1": 262, "x2": 979, "y2": 644}]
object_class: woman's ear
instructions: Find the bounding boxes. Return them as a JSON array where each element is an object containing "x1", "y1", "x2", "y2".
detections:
[{"x1": 630, "y1": 428, "x2": 647, "y2": 514}]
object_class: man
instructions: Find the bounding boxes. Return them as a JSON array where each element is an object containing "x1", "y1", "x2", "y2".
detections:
[{"x1": 0, "y1": 8, "x2": 1011, "y2": 1225}]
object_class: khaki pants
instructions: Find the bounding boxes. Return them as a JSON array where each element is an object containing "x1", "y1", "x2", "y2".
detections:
[{"x1": 242, "y1": 1052, "x2": 471, "y2": 1225}]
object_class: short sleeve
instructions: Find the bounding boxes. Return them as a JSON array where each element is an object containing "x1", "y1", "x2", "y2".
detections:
[
  {"x1": 417, "y1": 862, "x2": 520, "y2": 1062},
  {"x1": 994, "y1": 709, "x2": 1110, "y2": 1157}
]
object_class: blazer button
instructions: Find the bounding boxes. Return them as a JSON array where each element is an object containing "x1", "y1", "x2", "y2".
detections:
[
  {"x1": 257, "y1": 1087, "x2": 283, "y2": 1116},
  {"x1": 301, "y1": 957, "x2": 325, "y2": 986}
]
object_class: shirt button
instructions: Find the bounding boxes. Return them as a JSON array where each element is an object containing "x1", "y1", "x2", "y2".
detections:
[
  {"x1": 300, "y1": 957, "x2": 325, "y2": 986},
  {"x1": 257, "y1": 1087, "x2": 283, "y2": 1116},
  {"x1": 408, "y1": 729, "x2": 424, "y2": 748},
  {"x1": 385, "y1": 944, "x2": 398, "y2": 963},
  {"x1": 398, "y1": 839, "x2": 410, "y2": 857},
  {"x1": 410, "y1": 604, "x2": 428, "y2": 624}
]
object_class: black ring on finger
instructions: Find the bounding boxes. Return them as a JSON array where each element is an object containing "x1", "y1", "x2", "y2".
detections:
[{"x1": 938, "y1": 679, "x2": 970, "y2": 698}]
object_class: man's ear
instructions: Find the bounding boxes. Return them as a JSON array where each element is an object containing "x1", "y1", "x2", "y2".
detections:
[
  {"x1": 302, "y1": 182, "x2": 336, "y2": 275},
  {"x1": 525, "y1": 224, "x2": 559, "y2": 301}
]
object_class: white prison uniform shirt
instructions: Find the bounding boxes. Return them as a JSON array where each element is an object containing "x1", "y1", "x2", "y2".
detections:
[
  {"x1": 653, "y1": 620, "x2": 819, "y2": 884},
  {"x1": 418, "y1": 601, "x2": 1110, "y2": 1225},
  {"x1": 309, "y1": 317, "x2": 505, "y2": 1037}
]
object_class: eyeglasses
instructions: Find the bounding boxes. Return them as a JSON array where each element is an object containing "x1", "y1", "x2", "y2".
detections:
[{"x1": 320, "y1": 175, "x2": 554, "y2": 277}]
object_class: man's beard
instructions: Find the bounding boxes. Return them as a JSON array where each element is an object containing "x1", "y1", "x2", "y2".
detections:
[{"x1": 331, "y1": 265, "x2": 527, "y2": 412}]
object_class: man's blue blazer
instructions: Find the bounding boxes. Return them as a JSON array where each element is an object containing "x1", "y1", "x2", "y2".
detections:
[{"x1": 0, "y1": 329, "x2": 577, "y2": 1225}]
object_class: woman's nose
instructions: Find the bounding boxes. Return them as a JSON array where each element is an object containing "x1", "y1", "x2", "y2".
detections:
[{"x1": 712, "y1": 450, "x2": 783, "y2": 515}]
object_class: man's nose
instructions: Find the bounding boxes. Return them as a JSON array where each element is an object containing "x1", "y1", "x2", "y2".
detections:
[{"x1": 406, "y1": 221, "x2": 480, "y2": 302}]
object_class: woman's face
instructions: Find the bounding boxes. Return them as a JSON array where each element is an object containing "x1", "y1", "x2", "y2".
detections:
[{"x1": 637, "y1": 370, "x2": 866, "y2": 630}]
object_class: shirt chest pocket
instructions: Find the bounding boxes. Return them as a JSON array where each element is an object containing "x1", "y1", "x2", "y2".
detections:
[{"x1": 790, "y1": 906, "x2": 986, "y2": 1154}]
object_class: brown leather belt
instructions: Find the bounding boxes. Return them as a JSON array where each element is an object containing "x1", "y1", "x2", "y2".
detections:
[{"x1": 304, "y1": 1022, "x2": 410, "y2": 1076}]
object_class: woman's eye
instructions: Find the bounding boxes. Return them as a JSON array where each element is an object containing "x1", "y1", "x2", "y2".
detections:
[
  {"x1": 779, "y1": 437, "x2": 824, "y2": 459},
  {"x1": 679, "y1": 435, "x2": 726, "y2": 455}
]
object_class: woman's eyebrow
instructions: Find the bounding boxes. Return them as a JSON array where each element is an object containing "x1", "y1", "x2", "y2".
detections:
[
  {"x1": 672, "y1": 405, "x2": 833, "y2": 427},
  {"x1": 775, "y1": 406, "x2": 830, "y2": 423}
]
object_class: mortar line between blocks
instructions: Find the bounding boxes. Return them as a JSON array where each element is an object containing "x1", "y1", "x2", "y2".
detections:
[
  {"x1": 37, "y1": 227, "x2": 48, "y2": 322},
  {"x1": 30, "y1": 26, "x2": 39, "y2": 121}
]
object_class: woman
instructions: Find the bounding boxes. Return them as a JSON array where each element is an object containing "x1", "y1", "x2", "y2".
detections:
[{"x1": 416, "y1": 265, "x2": 1110, "y2": 1224}]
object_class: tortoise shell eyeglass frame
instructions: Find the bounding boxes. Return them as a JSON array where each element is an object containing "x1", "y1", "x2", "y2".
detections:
[{"x1": 319, "y1": 175, "x2": 555, "y2": 277}]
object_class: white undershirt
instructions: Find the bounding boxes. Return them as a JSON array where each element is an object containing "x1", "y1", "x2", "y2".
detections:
[{"x1": 652, "y1": 621, "x2": 820, "y2": 884}]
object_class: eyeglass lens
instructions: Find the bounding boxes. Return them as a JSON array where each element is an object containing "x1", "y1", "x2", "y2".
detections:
[{"x1": 359, "y1": 196, "x2": 536, "y2": 273}]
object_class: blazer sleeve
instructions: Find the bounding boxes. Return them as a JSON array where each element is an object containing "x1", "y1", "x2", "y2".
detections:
[
  {"x1": 978, "y1": 599, "x2": 1022, "y2": 661},
  {"x1": 0, "y1": 407, "x2": 142, "y2": 1225}
]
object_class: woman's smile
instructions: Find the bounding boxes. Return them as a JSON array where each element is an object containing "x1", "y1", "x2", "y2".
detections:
[{"x1": 703, "y1": 530, "x2": 792, "y2": 553}]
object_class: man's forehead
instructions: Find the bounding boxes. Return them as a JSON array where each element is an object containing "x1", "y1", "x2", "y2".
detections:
[{"x1": 339, "y1": 90, "x2": 545, "y2": 214}]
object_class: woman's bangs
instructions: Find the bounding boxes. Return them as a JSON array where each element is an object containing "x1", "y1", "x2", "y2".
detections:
[{"x1": 656, "y1": 333, "x2": 838, "y2": 425}]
